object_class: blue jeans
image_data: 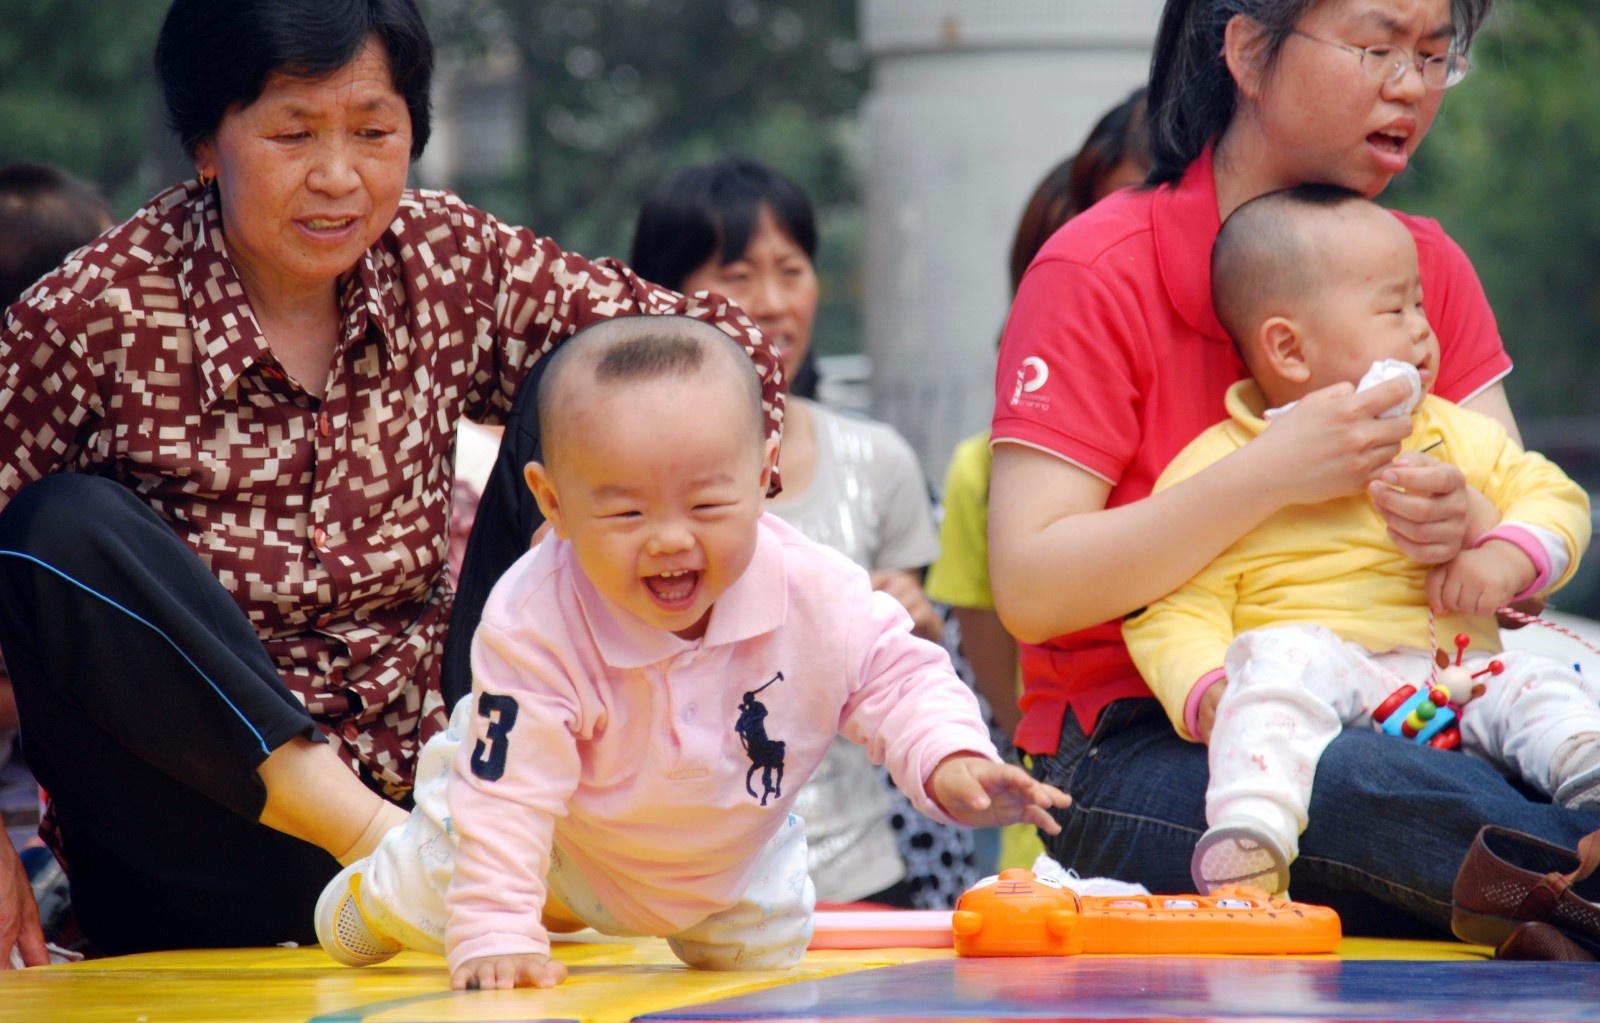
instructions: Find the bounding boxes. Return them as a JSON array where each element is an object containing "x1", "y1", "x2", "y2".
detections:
[{"x1": 1030, "y1": 698, "x2": 1600, "y2": 937}]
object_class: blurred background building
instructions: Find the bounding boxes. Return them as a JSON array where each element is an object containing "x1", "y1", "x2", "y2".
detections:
[{"x1": 858, "y1": 0, "x2": 1159, "y2": 485}]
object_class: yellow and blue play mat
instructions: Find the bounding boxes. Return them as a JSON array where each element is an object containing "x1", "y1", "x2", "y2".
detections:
[{"x1": 7, "y1": 930, "x2": 1598, "y2": 1023}]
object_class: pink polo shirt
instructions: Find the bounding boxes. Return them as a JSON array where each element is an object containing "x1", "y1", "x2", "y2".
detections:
[
  {"x1": 991, "y1": 146, "x2": 1512, "y2": 756},
  {"x1": 445, "y1": 513, "x2": 996, "y2": 968}
]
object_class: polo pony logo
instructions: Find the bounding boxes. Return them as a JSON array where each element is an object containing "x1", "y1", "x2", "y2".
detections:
[{"x1": 736, "y1": 671, "x2": 787, "y2": 806}]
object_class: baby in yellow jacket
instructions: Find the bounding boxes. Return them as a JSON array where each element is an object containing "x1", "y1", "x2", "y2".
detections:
[{"x1": 1124, "y1": 185, "x2": 1596, "y2": 897}]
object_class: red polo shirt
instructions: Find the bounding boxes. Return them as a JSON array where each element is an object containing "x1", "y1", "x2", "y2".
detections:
[{"x1": 991, "y1": 147, "x2": 1511, "y2": 755}]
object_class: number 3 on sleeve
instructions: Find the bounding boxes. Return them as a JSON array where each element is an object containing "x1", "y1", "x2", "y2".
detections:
[{"x1": 470, "y1": 692, "x2": 519, "y2": 781}]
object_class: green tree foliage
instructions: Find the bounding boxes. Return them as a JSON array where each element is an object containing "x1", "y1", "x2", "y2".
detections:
[
  {"x1": 0, "y1": 0, "x2": 172, "y2": 211},
  {"x1": 0, "y1": 0, "x2": 866, "y2": 350},
  {"x1": 420, "y1": 0, "x2": 866, "y2": 352},
  {"x1": 1387, "y1": 0, "x2": 1600, "y2": 420},
  {"x1": 4, "y1": 0, "x2": 1589, "y2": 375}
]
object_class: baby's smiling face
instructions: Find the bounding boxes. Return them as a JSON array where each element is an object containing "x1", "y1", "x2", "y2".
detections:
[{"x1": 527, "y1": 363, "x2": 776, "y2": 641}]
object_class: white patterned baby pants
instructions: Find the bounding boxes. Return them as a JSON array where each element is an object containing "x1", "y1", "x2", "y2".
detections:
[{"x1": 1209, "y1": 623, "x2": 1600, "y2": 861}]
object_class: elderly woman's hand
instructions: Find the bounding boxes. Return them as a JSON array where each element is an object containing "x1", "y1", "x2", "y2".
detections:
[{"x1": 0, "y1": 842, "x2": 47, "y2": 970}]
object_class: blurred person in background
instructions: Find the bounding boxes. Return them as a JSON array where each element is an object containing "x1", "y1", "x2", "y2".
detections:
[{"x1": 929, "y1": 87, "x2": 1150, "y2": 756}]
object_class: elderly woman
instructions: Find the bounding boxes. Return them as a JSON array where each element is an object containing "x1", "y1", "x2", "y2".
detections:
[
  {"x1": 0, "y1": 0, "x2": 781, "y2": 964},
  {"x1": 989, "y1": 0, "x2": 1598, "y2": 937}
]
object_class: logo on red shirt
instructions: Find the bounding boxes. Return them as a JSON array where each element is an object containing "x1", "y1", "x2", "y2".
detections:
[{"x1": 1009, "y1": 357, "x2": 1051, "y2": 410}]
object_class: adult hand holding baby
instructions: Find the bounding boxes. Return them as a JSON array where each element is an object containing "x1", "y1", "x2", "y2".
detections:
[
  {"x1": 1250, "y1": 371, "x2": 1474, "y2": 564},
  {"x1": 927, "y1": 754, "x2": 1070, "y2": 834},
  {"x1": 1371, "y1": 450, "x2": 1475, "y2": 565},
  {"x1": 1245, "y1": 376, "x2": 1416, "y2": 509}
]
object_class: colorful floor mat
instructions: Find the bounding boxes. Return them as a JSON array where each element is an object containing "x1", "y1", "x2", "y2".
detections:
[
  {"x1": 641, "y1": 954, "x2": 1600, "y2": 1022},
  {"x1": 0, "y1": 940, "x2": 939, "y2": 1023},
  {"x1": 2, "y1": 935, "x2": 1572, "y2": 1023}
]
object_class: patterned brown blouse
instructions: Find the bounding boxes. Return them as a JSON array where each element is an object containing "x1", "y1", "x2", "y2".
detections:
[{"x1": 0, "y1": 180, "x2": 785, "y2": 800}]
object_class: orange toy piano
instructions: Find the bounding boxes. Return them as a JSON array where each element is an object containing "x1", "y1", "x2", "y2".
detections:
[{"x1": 950, "y1": 868, "x2": 1342, "y2": 957}]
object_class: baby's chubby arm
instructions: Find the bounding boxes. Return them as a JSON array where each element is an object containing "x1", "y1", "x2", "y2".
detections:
[
  {"x1": 1426, "y1": 540, "x2": 1537, "y2": 618},
  {"x1": 1194, "y1": 679, "x2": 1227, "y2": 745},
  {"x1": 1420, "y1": 401, "x2": 1591, "y2": 618},
  {"x1": 452, "y1": 953, "x2": 568, "y2": 991},
  {"x1": 927, "y1": 753, "x2": 1070, "y2": 835},
  {"x1": 446, "y1": 608, "x2": 590, "y2": 990}
]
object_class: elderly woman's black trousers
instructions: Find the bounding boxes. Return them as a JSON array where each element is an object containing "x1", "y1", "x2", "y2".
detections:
[{"x1": 0, "y1": 473, "x2": 336, "y2": 953}]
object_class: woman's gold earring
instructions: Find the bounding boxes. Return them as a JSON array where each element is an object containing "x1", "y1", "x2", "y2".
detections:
[{"x1": 198, "y1": 171, "x2": 215, "y2": 189}]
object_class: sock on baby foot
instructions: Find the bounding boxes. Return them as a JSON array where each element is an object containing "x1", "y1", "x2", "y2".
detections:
[
  {"x1": 336, "y1": 800, "x2": 410, "y2": 866},
  {"x1": 1550, "y1": 733, "x2": 1600, "y2": 813}
]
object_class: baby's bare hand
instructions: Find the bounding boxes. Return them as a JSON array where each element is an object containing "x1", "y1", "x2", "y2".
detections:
[
  {"x1": 928, "y1": 754, "x2": 1070, "y2": 835},
  {"x1": 0, "y1": 840, "x2": 46, "y2": 970},
  {"x1": 1196, "y1": 679, "x2": 1228, "y2": 745},
  {"x1": 451, "y1": 952, "x2": 568, "y2": 991},
  {"x1": 1426, "y1": 542, "x2": 1535, "y2": 618}
]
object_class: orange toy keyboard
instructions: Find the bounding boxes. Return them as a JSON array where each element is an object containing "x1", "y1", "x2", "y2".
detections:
[{"x1": 951, "y1": 868, "x2": 1342, "y2": 957}]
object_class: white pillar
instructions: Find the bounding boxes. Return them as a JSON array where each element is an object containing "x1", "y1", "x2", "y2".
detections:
[{"x1": 859, "y1": 1, "x2": 1160, "y2": 480}]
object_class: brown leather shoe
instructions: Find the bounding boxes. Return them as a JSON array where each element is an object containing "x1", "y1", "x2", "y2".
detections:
[
  {"x1": 1451, "y1": 825, "x2": 1600, "y2": 955},
  {"x1": 1496, "y1": 921, "x2": 1598, "y2": 962}
]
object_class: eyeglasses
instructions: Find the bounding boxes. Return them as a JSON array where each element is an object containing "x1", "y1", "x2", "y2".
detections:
[{"x1": 1291, "y1": 30, "x2": 1473, "y2": 90}]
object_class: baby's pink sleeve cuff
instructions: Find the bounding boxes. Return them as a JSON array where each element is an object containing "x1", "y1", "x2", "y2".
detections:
[
  {"x1": 1473, "y1": 524, "x2": 1550, "y2": 601},
  {"x1": 1183, "y1": 668, "x2": 1227, "y2": 741}
]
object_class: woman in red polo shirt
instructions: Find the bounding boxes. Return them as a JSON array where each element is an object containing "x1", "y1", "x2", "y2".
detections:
[{"x1": 988, "y1": 0, "x2": 1594, "y2": 936}]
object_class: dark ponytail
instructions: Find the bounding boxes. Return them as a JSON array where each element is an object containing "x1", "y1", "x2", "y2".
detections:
[{"x1": 1148, "y1": 0, "x2": 1234, "y2": 185}]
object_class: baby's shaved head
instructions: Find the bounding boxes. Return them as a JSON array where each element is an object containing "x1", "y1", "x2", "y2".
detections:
[
  {"x1": 537, "y1": 316, "x2": 765, "y2": 468},
  {"x1": 1211, "y1": 184, "x2": 1373, "y2": 362}
]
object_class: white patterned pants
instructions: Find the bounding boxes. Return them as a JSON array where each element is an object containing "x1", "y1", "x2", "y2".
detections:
[{"x1": 1209, "y1": 624, "x2": 1600, "y2": 861}]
